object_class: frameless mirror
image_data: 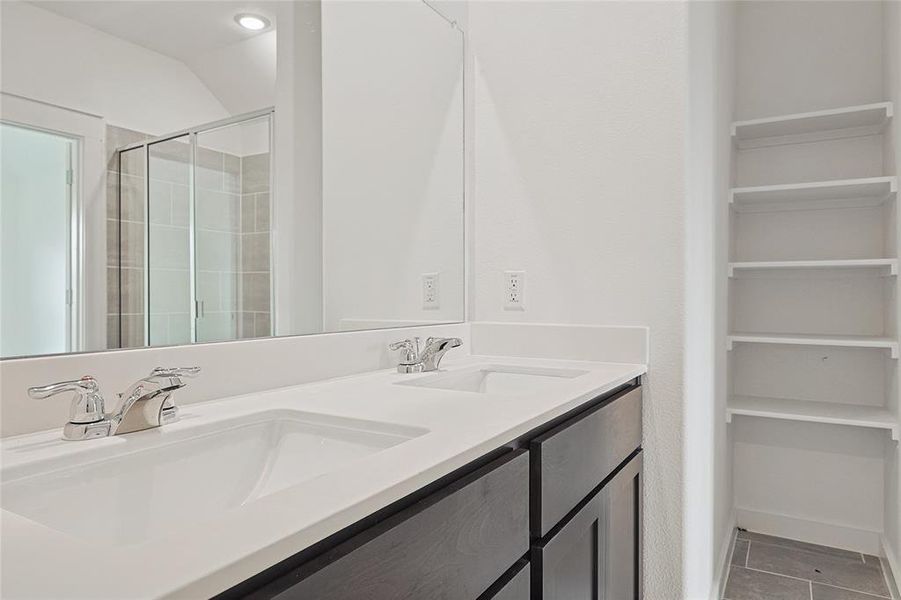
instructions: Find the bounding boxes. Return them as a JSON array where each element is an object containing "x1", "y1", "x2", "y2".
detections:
[{"x1": 0, "y1": 0, "x2": 464, "y2": 358}]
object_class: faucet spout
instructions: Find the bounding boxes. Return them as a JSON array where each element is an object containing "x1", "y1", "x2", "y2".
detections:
[
  {"x1": 111, "y1": 367, "x2": 200, "y2": 435},
  {"x1": 419, "y1": 337, "x2": 462, "y2": 372}
]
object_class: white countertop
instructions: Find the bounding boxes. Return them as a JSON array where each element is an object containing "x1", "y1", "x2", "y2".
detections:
[{"x1": 0, "y1": 355, "x2": 645, "y2": 599}]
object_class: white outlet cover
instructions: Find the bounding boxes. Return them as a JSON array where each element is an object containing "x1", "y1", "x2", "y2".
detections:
[
  {"x1": 422, "y1": 273, "x2": 439, "y2": 309},
  {"x1": 504, "y1": 271, "x2": 525, "y2": 310}
]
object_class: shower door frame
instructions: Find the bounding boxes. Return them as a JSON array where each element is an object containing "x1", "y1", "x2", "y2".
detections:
[{"x1": 115, "y1": 107, "x2": 275, "y2": 347}]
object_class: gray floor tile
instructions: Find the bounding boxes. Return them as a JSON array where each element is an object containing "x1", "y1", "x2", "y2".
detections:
[
  {"x1": 748, "y1": 542, "x2": 889, "y2": 597},
  {"x1": 811, "y1": 582, "x2": 890, "y2": 599},
  {"x1": 724, "y1": 566, "x2": 811, "y2": 600},
  {"x1": 861, "y1": 555, "x2": 880, "y2": 566},
  {"x1": 732, "y1": 539, "x2": 750, "y2": 566},
  {"x1": 738, "y1": 531, "x2": 862, "y2": 561}
]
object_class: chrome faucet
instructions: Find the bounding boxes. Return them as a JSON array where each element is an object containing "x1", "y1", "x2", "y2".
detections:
[
  {"x1": 388, "y1": 337, "x2": 462, "y2": 373},
  {"x1": 28, "y1": 367, "x2": 200, "y2": 441}
]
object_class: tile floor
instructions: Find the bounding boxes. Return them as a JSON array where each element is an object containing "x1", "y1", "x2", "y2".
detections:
[{"x1": 723, "y1": 530, "x2": 896, "y2": 600}]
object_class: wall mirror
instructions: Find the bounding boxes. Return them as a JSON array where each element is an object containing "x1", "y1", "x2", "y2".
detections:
[{"x1": 0, "y1": 0, "x2": 464, "y2": 359}]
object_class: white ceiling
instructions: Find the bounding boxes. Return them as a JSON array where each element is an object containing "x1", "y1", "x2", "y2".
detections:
[{"x1": 29, "y1": 1, "x2": 277, "y2": 65}]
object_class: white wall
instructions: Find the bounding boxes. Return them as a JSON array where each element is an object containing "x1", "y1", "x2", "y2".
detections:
[
  {"x1": 735, "y1": 0, "x2": 884, "y2": 119},
  {"x1": 0, "y1": 1, "x2": 229, "y2": 135},
  {"x1": 320, "y1": 0, "x2": 465, "y2": 331},
  {"x1": 883, "y1": 0, "x2": 901, "y2": 584},
  {"x1": 686, "y1": 2, "x2": 736, "y2": 598},
  {"x1": 468, "y1": 1, "x2": 687, "y2": 595}
]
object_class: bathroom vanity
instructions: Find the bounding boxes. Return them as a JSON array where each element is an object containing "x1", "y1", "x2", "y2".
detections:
[
  {"x1": 225, "y1": 380, "x2": 643, "y2": 600},
  {"x1": 0, "y1": 351, "x2": 646, "y2": 599}
]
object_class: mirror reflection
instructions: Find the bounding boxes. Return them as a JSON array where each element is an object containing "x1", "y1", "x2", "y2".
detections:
[{"x1": 0, "y1": 0, "x2": 464, "y2": 359}]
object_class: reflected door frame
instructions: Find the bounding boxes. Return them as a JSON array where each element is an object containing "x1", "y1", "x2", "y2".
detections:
[{"x1": 0, "y1": 92, "x2": 106, "y2": 353}]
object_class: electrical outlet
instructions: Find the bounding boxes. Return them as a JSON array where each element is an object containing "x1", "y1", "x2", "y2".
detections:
[
  {"x1": 422, "y1": 272, "x2": 439, "y2": 309},
  {"x1": 504, "y1": 270, "x2": 525, "y2": 310}
]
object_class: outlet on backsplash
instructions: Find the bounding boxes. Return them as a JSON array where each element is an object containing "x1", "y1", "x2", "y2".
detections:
[{"x1": 504, "y1": 271, "x2": 525, "y2": 310}]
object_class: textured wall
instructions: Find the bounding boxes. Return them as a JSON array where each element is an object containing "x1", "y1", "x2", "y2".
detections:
[{"x1": 468, "y1": 1, "x2": 688, "y2": 594}]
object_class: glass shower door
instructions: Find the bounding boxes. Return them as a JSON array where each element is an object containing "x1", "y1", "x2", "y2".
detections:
[
  {"x1": 147, "y1": 136, "x2": 192, "y2": 346},
  {"x1": 194, "y1": 115, "x2": 272, "y2": 342}
]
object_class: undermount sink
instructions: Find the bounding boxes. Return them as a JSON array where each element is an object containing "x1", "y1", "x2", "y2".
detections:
[
  {"x1": 398, "y1": 364, "x2": 588, "y2": 394},
  {"x1": 1, "y1": 410, "x2": 427, "y2": 546}
]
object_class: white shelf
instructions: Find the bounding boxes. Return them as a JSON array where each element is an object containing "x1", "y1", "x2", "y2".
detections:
[
  {"x1": 728, "y1": 258, "x2": 898, "y2": 277},
  {"x1": 727, "y1": 332, "x2": 899, "y2": 358},
  {"x1": 727, "y1": 395, "x2": 899, "y2": 440},
  {"x1": 730, "y1": 176, "x2": 897, "y2": 212},
  {"x1": 732, "y1": 102, "x2": 893, "y2": 149}
]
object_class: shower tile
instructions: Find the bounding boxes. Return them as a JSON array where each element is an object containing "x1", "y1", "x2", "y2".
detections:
[
  {"x1": 149, "y1": 314, "x2": 169, "y2": 346},
  {"x1": 149, "y1": 181, "x2": 172, "y2": 225},
  {"x1": 106, "y1": 219, "x2": 120, "y2": 268},
  {"x1": 241, "y1": 195, "x2": 255, "y2": 233},
  {"x1": 196, "y1": 271, "x2": 221, "y2": 312},
  {"x1": 255, "y1": 193, "x2": 270, "y2": 231},
  {"x1": 195, "y1": 147, "x2": 224, "y2": 191},
  {"x1": 224, "y1": 153, "x2": 241, "y2": 194},
  {"x1": 106, "y1": 171, "x2": 119, "y2": 219},
  {"x1": 171, "y1": 184, "x2": 189, "y2": 226},
  {"x1": 120, "y1": 149, "x2": 145, "y2": 178},
  {"x1": 196, "y1": 189, "x2": 240, "y2": 232},
  {"x1": 149, "y1": 225, "x2": 190, "y2": 269},
  {"x1": 106, "y1": 267, "x2": 120, "y2": 313},
  {"x1": 149, "y1": 143, "x2": 190, "y2": 185},
  {"x1": 106, "y1": 314, "x2": 120, "y2": 349},
  {"x1": 120, "y1": 173, "x2": 145, "y2": 222},
  {"x1": 241, "y1": 153, "x2": 270, "y2": 194},
  {"x1": 242, "y1": 233, "x2": 270, "y2": 272},
  {"x1": 120, "y1": 268, "x2": 144, "y2": 314},
  {"x1": 119, "y1": 314, "x2": 145, "y2": 348},
  {"x1": 196, "y1": 230, "x2": 239, "y2": 271},
  {"x1": 167, "y1": 313, "x2": 192, "y2": 345},
  {"x1": 148, "y1": 268, "x2": 190, "y2": 315},
  {"x1": 220, "y1": 272, "x2": 238, "y2": 312},
  {"x1": 240, "y1": 312, "x2": 255, "y2": 338},
  {"x1": 120, "y1": 221, "x2": 144, "y2": 268},
  {"x1": 254, "y1": 312, "x2": 271, "y2": 338},
  {"x1": 241, "y1": 273, "x2": 270, "y2": 312}
]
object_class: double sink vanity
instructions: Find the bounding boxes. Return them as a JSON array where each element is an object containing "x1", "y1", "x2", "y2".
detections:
[{"x1": 0, "y1": 329, "x2": 646, "y2": 599}]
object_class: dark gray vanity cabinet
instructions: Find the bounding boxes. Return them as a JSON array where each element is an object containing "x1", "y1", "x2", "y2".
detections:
[
  {"x1": 259, "y1": 450, "x2": 530, "y2": 600},
  {"x1": 529, "y1": 386, "x2": 643, "y2": 600},
  {"x1": 532, "y1": 453, "x2": 643, "y2": 600}
]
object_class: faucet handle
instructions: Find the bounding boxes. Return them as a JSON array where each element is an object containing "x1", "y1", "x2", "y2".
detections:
[
  {"x1": 27, "y1": 375, "x2": 106, "y2": 424},
  {"x1": 150, "y1": 366, "x2": 201, "y2": 379},
  {"x1": 389, "y1": 338, "x2": 421, "y2": 363}
]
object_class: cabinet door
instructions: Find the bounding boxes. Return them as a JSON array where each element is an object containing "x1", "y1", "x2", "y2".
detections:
[
  {"x1": 605, "y1": 451, "x2": 643, "y2": 600},
  {"x1": 533, "y1": 491, "x2": 606, "y2": 600},
  {"x1": 479, "y1": 559, "x2": 530, "y2": 600},
  {"x1": 533, "y1": 451, "x2": 643, "y2": 600}
]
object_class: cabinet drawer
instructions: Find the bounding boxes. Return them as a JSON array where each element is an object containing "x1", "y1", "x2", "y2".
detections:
[
  {"x1": 269, "y1": 450, "x2": 529, "y2": 600},
  {"x1": 530, "y1": 386, "x2": 642, "y2": 537}
]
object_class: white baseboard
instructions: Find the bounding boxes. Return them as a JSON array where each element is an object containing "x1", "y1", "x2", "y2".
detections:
[
  {"x1": 883, "y1": 536, "x2": 901, "y2": 599},
  {"x1": 735, "y1": 507, "x2": 882, "y2": 555},
  {"x1": 711, "y1": 513, "x2": 737, "y2": 600}
]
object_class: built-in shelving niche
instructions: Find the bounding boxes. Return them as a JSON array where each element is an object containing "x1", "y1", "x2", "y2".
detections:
[{"x1": 726, "y1": 93, "x2": 899, "y2": 555}]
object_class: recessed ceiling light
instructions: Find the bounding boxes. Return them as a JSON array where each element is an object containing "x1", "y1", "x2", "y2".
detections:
[{"x1": 235, "y1": 13, "x2": 270, "y2": 31}]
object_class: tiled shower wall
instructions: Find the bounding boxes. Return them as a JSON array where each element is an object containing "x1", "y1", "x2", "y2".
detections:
[
  {"x1": 239, "y1": 153, "x2": 271, "y2": 339},
  {"x1": 105, "y1": 126, "x2": 272, "y2": 348},
  {"x1": 106, "y1": 125, "x2": 148, "y2": 349}
]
